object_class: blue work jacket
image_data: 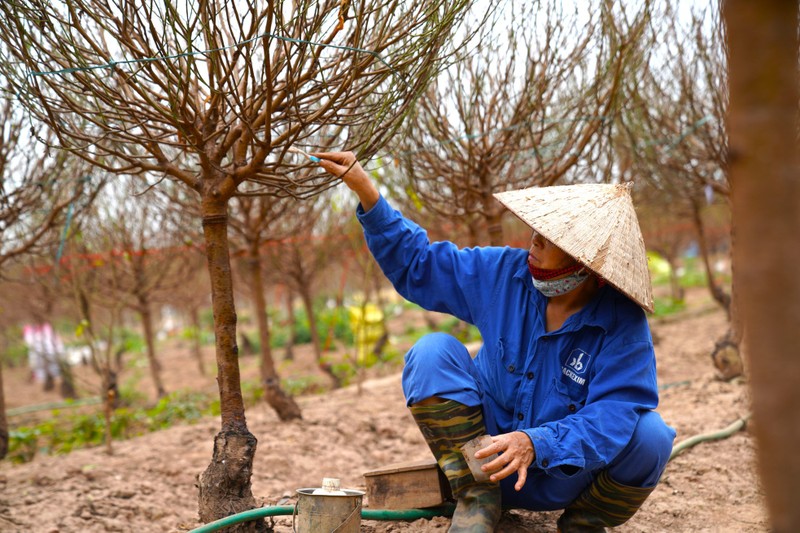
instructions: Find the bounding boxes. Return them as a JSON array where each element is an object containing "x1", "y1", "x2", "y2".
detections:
[{"x1": 357, "y1": 196, "x2": 660, "y2": 478}]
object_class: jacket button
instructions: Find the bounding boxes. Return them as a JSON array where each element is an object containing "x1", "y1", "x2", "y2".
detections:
[
  {"x1": 517, "y1": 413, "x2": 524, "y2": 421},
  {"x1": 527, "y1": 372, "x2": 534, "y2": 379},
  {"x1": 568, "y1": 404, "x2": 576, "y2": 413},
  {"x1": 507, "y1": 365, "x2": 515, "y2": 372},
  {"x1": 541, "y1": 459, "x2": 549, "y2": 468}
]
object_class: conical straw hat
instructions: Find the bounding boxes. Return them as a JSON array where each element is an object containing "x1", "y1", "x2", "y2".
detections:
[{"x1": 494, "y1": 183, "x2": 653, "y2": 312}]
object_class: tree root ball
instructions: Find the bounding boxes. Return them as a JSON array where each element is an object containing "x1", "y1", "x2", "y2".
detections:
[{"x1": 197, "y1": 429, "x2": 268, "y2": 532}]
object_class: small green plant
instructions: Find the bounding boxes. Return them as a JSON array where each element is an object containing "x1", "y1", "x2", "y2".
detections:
[
  {"x1": 241, "y1": 379, "x2": 266, "y2": 405},
  {"x1": 117, "y1": 328, "x2": 146, "y2": 354},
  {"x1": 293, "y1": 308, "x2": 313, "y2": 345},
  {"x1": 319, "y1": 307, "x2": 355, "y2": 346},
  {"x1": 439, "y1": 317, "x2": 482, "y2": 343},
  {"x1": 282, "y1": 375, "x2": 325, "y2": 396},
  {"x1": 1, "y1": 324, "x2": 28, "y2": 368},
  {"x1": 180, "y1": 325, "x2": 214, "y2": 346},
  {"x1": 119, "y1": 369, "x2": 148, "y2": 405},
  {"x1": 7, "y1": 427, "x2": 38, "y2": 463},
  {"x1": 269, "y1": 328, "x2": 289, "y2": 349},
  {"x1": 2, "y1": 340, "x2": 28, "y2": 368},
  {"x1": 331, "y1": 359, "x2": 358, "y2": 386},
  {"x1": 652, "y1": 297, "x2": 687, "y2": 318},
  {"x1": 676, "y1": 258, "x2": 707, "y2": 288}
]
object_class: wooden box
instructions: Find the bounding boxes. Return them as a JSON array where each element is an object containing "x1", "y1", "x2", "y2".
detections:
[{"x1": 363, "y1": 458, "x2": 452, "y2": 509}]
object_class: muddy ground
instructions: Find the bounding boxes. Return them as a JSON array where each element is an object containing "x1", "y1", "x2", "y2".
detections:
[{"x1": 0, "y1": 288, "x2": 766, "y2": 532}]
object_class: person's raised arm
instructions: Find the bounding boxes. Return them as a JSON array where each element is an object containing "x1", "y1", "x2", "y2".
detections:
[{"x1": 313, "y1": 151, "x2": 380, "y2": 212}]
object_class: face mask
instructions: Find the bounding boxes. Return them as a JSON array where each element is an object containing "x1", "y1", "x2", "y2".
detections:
[{"x1": 531, "y1": 269, "x2": 590, "y2": 297}]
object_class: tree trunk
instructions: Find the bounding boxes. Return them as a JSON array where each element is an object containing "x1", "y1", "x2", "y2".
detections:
[
  {"x1": 660, "y1": 250, "x2": 684, "y2": 303},
  {"x1": 691, "y1": 198, "x2": 742, "y2": 379},
  {"x1": 299, "y1": 285, "x2": 341, "y2": 388},
  {"x1": 283, "y1": 289, "x2": 295, "y2": 361},
  {"x1": 248, "y1": 245, "x2": 302, "y2": 421},
  {"x1": 0, "y1": 360, "x2": 8, "y2": 459},
  {"x1": 101, "y1": 320, "x2": 120, "y2": 456},
  {"x1": 726, "y1": 3, "x2": 800, "y2": 531},
  {"x1": 190, "y1": 305, "x2": 206, "y2": 376},
  {"x1": 484, "y1": 208, "x2": 505, "y2": 247},
  {"x1": 466, "y1": 217, "x2": 481, "y2": 247},
  {"x1": 139, "y1": 303, "x2": 167, "y2": 399},
  {"x1": 690, "y1": 199, "x2": 731, "y2": 315},
  {"x1": 58, "y1": 359, "x2": 78, "y2": 399},
  {"x1": 196, "y1": 197, "x2": 265, "y2": 531},
  {"x1": 103, "y1": 368, "x2": 116, "y2": 455}
]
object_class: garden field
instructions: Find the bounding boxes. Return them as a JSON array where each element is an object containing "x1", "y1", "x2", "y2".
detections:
[{"x1": 0, "y1": 288, "x2": 765, "y2": 532}]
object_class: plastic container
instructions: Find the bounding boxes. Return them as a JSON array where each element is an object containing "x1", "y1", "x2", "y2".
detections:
[{"x1": 460, "y1": 435, "x2": 499, "y2": 482}]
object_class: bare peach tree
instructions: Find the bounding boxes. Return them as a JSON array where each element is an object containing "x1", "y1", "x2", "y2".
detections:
[
  {"x1": 392, "y1": 1, "x2": 647, "y2": 246},
  {"x1": 46, "y1": 212, "x2": 132, "y2": 456},
  {"x1": 0, "y1": 0, "x2": 479, "y2": 525},
  {"x1": 89, "y1": 178, "x2": 197, "y2": 399},
  {"x1": 263, "y1": 192, "x2": 350, "y2": 388},
  {"x1": 228, "y1": 194, "x2": 303, "y2": 420},
  {"x1": 612, "y1": 2, "x2": 740, "y2": 377},
  {"x1": 0, "y1": 94, "x2": 97, "y2": 459}
]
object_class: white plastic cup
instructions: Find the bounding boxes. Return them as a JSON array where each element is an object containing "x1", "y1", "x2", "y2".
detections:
[
  {"x1": 312, "y1": 477, "x2": 347, "y2": 496},
  {"x1": 460, "y1": 435, "x2": 499, "y2": 482}
]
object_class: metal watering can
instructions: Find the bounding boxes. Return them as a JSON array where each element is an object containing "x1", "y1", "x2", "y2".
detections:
[{"x1": 293, "y1": 478, "x2": 365, "y2": 533}]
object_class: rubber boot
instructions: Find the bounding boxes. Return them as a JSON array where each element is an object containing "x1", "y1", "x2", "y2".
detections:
[
  {"x1": 410, "y1": 400, "x2": 501, "y2": 533},
  {"x1": 557, "y1": 470, "x2": 657, "y2": 533}
]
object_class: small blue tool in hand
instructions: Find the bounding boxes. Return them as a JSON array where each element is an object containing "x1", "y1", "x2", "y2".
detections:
[{"x1": 288, "y1": 146, "x2": 321, "y2": 163}]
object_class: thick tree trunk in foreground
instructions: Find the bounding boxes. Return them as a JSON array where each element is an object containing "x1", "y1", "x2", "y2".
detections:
[
  {"x1": 248, "y1": 247, "x2": 302, "y2": 421},
  {"x1": 726, "y1": 2, "x2": 800, "y2": 531},
  {"x1": 196, "y1": 198, "x2": 265, "y2": 531}
]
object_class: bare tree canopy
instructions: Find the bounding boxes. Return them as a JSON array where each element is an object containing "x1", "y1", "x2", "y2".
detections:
[
  {"x1": 392, "y1": 1, "x2": 649, "y2": 245},
  {"x1": 1, "y1": 0, "x2": 478, "y2": 200},
  {"x1": 0, "y1": 97, "x2": 98, "y2": 271}
]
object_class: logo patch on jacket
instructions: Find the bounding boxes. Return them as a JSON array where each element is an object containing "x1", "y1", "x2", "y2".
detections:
[{"x1": 562, "y1": 349, "x2": 591, "y2": 386}]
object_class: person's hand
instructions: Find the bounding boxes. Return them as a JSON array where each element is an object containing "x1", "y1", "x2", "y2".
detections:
[
  {"x1": 473, "y1": 431, "x2": 535, "y2": 491},
  {"x1": 312, "y1": 151, "x2": 379, "y2": 211}
]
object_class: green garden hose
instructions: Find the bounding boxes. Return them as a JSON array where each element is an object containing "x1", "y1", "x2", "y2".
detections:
[
  {"x1": 188, "y1": 504, "x2": 455, "y2": 533},
  {"x1": 669, "y1": 415, "x2": 750, "y2": 461}
]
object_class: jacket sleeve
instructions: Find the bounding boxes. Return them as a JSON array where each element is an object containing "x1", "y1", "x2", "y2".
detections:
[
  {"x1": 356, "y1": 195, "x2": 516, "y2": 327},
  {"x1": 522, "y1": 308, "x2": 660, "y2": 478}
]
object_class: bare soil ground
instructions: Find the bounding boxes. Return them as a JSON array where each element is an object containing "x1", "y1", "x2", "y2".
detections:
[{"x1": 0, "y1": 288, "x2": 766, "y2": 532}]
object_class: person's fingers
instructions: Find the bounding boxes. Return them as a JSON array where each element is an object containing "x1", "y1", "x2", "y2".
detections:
[
  {"x1": 488, "y1": 457, "x2": 520, "y2": 483},
  {"x1": 514, "y1": 464, "x2": 528, "y2": 491},
  {"x1": 317, "y1": 158, "x2": 345, "y2": 174},
  {"x1": 315, "y1": 153, "x2": 364, "y2": 182},
  {"x1": 473, "y1": 440, "x2": 503, "y2": 460},
  {"x1": 481, "y1": 453, "x2": 507, "y2": 474},
  {"x1": 311, "y1": 151, "x2": 354, "y2": 165}
]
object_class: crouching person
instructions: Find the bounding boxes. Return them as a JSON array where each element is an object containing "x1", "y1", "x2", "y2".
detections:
[{"x1": 317, "y1": 151, "x2": 676, "y2": 532}]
